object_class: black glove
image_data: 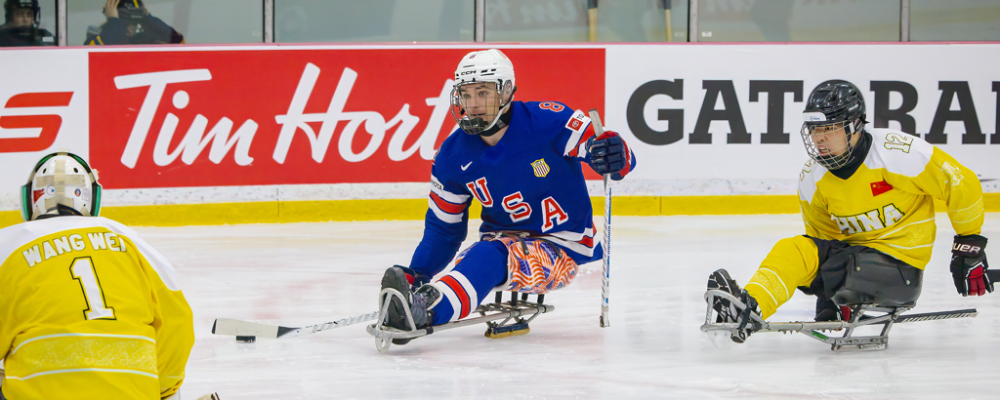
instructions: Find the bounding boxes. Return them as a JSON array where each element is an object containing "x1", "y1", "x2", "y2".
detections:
[
  {"x1": 950, "y1": 234, "x2": 991, "y2": 297},
  {"x1": 587, "y1": 131, "x2": 627, "y2": 179}
]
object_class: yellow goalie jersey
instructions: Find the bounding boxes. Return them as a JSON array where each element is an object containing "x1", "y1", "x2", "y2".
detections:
[
  {"x1": 798, "y1": 128, "x2": 984, "y2": 269},
  {"x1": 0, "y1": 216, "x2": 194, "y2": 399}
]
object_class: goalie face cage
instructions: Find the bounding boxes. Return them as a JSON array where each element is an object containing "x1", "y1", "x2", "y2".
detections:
[
  {"x1": 450, "y1": 81, "x2": 513, "y2": 136},
  {"x1": 800, "y1": 120, "x2": 858, "y2": 171}
]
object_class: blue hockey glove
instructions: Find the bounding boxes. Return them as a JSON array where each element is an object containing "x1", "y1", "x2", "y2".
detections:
[
  {"x1": 950, "y1": 234, "x2": 991, "y2": 297},
  {"x1": 587, "y1": 131, "x2": 627, "y2": 180}
]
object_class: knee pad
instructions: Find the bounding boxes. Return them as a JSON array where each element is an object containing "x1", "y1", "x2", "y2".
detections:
[{"x1": 831, "y1": 250, "x2": 923, "y2": 307}]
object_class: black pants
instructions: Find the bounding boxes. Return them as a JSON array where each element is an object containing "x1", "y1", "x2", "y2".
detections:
[{"x1": 797, "y1": 236, "x2": 923, "y2": 316}]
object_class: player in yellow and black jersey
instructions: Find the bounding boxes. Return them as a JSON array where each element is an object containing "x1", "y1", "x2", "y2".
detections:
[
  {"x1": 706, "y1": 80, "x2": 990, "y2": 344},
  {"x1": 0, "y1": 152, "x2": 194, "y2": 399}
]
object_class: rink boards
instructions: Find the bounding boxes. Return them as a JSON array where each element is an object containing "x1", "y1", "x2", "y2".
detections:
[{"x1": 0, "y1": 43, "x2": 998, "y2": 227}]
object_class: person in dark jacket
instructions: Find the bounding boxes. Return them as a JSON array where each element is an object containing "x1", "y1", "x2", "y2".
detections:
[{"x1": 85, "y1": 0, "x2": 183, "y2": 45}]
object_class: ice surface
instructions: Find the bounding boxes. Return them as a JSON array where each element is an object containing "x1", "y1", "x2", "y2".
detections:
[{"x1": 136, "y1": 213, "x2": 1000, "y2": 399}]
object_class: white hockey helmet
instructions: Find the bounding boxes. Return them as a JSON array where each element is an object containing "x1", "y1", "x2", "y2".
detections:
[
  {"x1": 450, "y1": 49, "x2": 517, "y2": 136},
  {"x1": 21, "y1": 151, "x2": 102, "y2": 221}
]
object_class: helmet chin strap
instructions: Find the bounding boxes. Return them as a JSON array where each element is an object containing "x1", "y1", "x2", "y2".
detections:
[
  {"x1": 478, "y1": 106, "x2": 512, "y2": 137},
  {"x1": 477, "y1": 86, "x2": 517, "y2": 137}
]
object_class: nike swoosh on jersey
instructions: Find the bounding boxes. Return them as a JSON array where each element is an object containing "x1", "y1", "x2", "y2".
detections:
[{"x1": 461, "y1": 162, "x2": 472, "y2": 171}]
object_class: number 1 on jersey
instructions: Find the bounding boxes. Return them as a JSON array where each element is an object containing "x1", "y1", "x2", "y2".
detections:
[{"x1": 71, "y1": 257, "x2": 116, "y2": 320}]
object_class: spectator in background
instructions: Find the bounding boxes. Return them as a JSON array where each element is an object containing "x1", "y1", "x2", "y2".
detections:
[
  {"x1": 0, "y1": 0, "x2": 55, "y2": 47},
  {"x1": 85, "y1": 0, "x2": 184, "y2": 45}
]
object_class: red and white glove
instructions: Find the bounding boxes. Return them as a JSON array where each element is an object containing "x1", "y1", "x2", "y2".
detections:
[{"x1": 950, "y1": 234, "x2": 992, "y2": 297}]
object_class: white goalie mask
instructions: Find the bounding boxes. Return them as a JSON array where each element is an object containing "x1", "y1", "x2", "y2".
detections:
[
  {"x1": 21, "y1": 151, "x2": 102, "y2": 221},
  {"x1": 449, "y1": 49, "x2": 517, "y2": 136}
]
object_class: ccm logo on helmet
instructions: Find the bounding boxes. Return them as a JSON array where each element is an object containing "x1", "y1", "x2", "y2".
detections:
[{"x1": 0, "y1": 92, "x2": 74, "y2": 153}]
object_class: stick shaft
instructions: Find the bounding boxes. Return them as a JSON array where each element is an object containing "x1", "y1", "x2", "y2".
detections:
[
  {"x1": 987, "y1": 269, "x2": 1000, "y2": 282},
  {"x1": 665, "y1": 9, "x2": 672, "y2": 42},
  {"x1": 588, "y1": 109, "x2": 610, "y2": 328},
  {"x1": 662, "y1": 0, "x2": 672, "y2": 42},
  {"x1": 601, "y1": 172, "x2": 611, "y2": 327},
  {"x1": 587, "y1": 0, "x2": 598, "y2": 42}
]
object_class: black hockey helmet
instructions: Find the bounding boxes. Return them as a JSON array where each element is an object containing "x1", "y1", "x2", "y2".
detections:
[
  {"x1": 802, "y1": 80, "x2": 867, "y2": 133},
  {"x1": 4, "y1": 0, "x2": 40, "y2": 26},
  {"x1": 800, "y1": 80, "x2": 867, "y2": 170},
  {"x1": 117, "y1": 0, "x2": 146, "y2": 22}
]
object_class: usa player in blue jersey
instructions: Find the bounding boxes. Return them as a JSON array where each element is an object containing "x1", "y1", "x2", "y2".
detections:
[{"x1": 378, "y1": 49, "x2": 637, "y2": 343}]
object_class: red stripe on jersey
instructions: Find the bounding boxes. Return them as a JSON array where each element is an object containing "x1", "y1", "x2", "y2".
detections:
[
  {"x1": 576, "y1": 225, "x2": 596, "y2": 247},
  {"x1": 440, "y1": 275, "x2": 471, "y2": 319},
  {"x1": 568, "y1": 123, "x2": 596, "y2": 158},
  {"x1": 430, "y1": 191, "x2": 467, "y2": 214}
]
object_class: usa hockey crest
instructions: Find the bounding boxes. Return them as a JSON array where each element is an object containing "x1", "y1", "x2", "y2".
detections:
[{"x1": 531, "y1": 159, "x2": 550, "y2": 178}]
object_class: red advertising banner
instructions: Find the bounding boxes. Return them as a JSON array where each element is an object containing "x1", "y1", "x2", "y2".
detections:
[
  {"x1": 0, "y1": 92, "x2": 75, "y2": 153},
  {"x1": 88, "y1": 48, "x2": 604, "y2": 189}
]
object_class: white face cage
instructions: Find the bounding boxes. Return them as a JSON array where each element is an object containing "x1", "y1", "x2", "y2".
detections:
[
  {"x1": 449, "y1": 81, "x2": 513, "y2": 136},
  {"x1": 800, "y1": 121, "x2": 858, "y2": 170}
]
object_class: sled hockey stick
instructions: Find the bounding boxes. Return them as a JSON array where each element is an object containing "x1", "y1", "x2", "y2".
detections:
[
  {"x1": 212, "y1": 311, "x2": 378, "y2": 340},
  {"x1": 368, "y1": 288, "x2": 555, "y2": 349},
  {"x1": 588, "y1": 109, "x2": 611, "y2": 328},
  {"x1": 701, "y1": 289, "x2": 978, "y2": 334},
  {"x1": 587, "y1": 0, "x2": 598, "y2": 42}
]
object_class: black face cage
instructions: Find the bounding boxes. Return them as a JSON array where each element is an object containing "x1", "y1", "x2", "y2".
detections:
[
  {"x1": 449, "y1": 81, "x2": 511, "y2": 136},
  {"x1": 800, "y1": 119, "x2": 860, "y2": 170}
]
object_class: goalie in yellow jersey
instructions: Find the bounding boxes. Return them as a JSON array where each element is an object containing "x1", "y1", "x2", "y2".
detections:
[
  {"x1": 707, "y1": 80, "x2": 989, "y2": 344},
  {"x1": 0, "y1": 152, "x2": 194, "y2": 399}
]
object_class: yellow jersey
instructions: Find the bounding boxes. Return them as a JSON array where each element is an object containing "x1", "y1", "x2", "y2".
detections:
[
  {"x1": 798, "y1": 128, "x2": 984, "y2": 269},
  {"x1": 0, "y1": 216, "x2": 194, "y2": 399}
]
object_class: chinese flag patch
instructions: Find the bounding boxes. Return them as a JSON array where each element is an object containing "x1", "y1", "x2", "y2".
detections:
[{"x1": 870, "y1": 180, "x2": 893, "y2": 196}]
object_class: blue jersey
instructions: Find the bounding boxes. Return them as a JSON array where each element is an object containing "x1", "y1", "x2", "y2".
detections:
[{"x1": 410, "y1": 100, "x2": 637, "y2": 278}]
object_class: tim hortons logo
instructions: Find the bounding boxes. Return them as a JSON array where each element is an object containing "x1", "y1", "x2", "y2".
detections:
[
  {"x1": 114, "y1": 63, "x2": 454, "y2": 168},
  {"x1": 0, "y1": 92, "x2": 74, "y2": 153}
]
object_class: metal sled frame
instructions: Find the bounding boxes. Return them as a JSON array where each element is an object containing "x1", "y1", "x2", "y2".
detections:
[
  {"x1": 701, "y1": 289, "x2": 978, "y2": 351},
  {"x1": 367, "y1": 288, "x2": 554, "y2": 353}
]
